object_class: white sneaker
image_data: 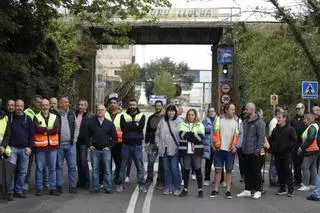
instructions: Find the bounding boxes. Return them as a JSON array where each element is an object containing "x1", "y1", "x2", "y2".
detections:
[
  {"x1": 298, "y1": 185, "x2": 310, "y2": 191},
  {"x1": 23, "y1": 183, "x2": 29, "y2": 191},
  {"x1": 191, "y1": 174, "x2": 196, "y2": 181},
  {"x1": 236, "y1": 190, "x2": 251, "y2": 198},
  {"x1": 203, "y1": 180, "x2": 210, "y2": 186},
  {"x1": 125, "y1": 177, "x2": 130, "y2": 183},
  {"x1": 253, "y1": 191, "x2": 262, "y2": 199},
  {"x1": 308, "y1": 185, "x2": 316, "y2": 190},
  {"x1": 181, "y1": 180, "x2": 184, "y2": 186}
]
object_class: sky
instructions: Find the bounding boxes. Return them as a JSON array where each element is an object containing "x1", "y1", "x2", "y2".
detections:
[{"x1": 135, "y1": 0, "x2": 302, "y2": 70}]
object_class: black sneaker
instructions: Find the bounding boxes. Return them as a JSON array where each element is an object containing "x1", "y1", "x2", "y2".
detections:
[
  {"x1": 104, "y1": 189, "x2": 113, "y2": 194},
  {"x1": 287, "y1": 191, "x2": 294, "y2": 197},
  {"x1": 307, "y1": 194, "x2": 320, "y2": 201},
  {"x1": 225, "y1": 191, "x2": 232, "y2": 199},
  {"x1": 69, "y1": 187, "x2": 77, "y2": 193},
  {"x1": 7, "y1": 193, "x2": 13, "y2": 201},
  {"x1": 209, "y1": 190, "x2": 219, "y2": 198},
  {"x1": 56, "y1": 186, "x2": 63, "y2": 194},
  {"x1": 14, "y1": 192, "x2": 26, "y2": 198},
  {"x1": 50, "y1": 190, "x2": 61, "y2": 196},
  {"x1": 179, "y1": 189, "x2": 188, "y2": 197},
  {"x1": 276, "y1": 188, "x2": 287, "y2": 195},
  {"x1": 35, "y1": 189, "x2": 43, "y2": 196},
  {"x1": 198, "y1": 190, "x2": 203, "y2": 198}
]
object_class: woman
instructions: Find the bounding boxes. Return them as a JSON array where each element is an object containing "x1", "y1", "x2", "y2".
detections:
[
  {"x1": 179, "y1": 109, "x2": 205, "y2": 197},
  {"x1": 202, "y1": 107, "x2": 217, "y2": 186},
  {"x1": 156, "y1": 105, "x2": 182, "y2": 195}
]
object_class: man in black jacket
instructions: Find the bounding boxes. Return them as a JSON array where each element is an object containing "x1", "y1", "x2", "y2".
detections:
[
  {"x1": 145, "y1": 100, "x2": 164, "y2": 185},
  {"x1": 87, "y1": 105, "x2": 117, "y2": 193},
  {"x1": 117, "y1": 99, "x2": 146, "y2": 193},
  {"x1": 270, "y1": 111, "x2": 297, "y2": 197},
  {"x1": 290, "y1": 103, "x2": 306, "y2": 185}
]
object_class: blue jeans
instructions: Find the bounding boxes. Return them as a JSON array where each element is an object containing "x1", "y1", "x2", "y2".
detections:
[
  {"x1": 91, "y1": 149, "x2": 112, "y2": 190},
  {"x1": 56, "y1": 143, "x2": 77, "y2": 188},
  {"x1": 163, "y1": 152, "x2": 181, "y2": 191},
  {"x1": 8, "y1": 147, "x2": 29, "y2": 193},
  {"x1": 35, "y1": 150, "x2": 58, "y2": 190},
  {"x1": 119, "y1": 144, "x2": 144, "y2": 185},
  {"x1": 25, "y1": 151, "x2": 48, "y2": 185},
  {"x1": 77, "y1": 144, "x2": 90, "y2": 187},
  {"x1": 311, "y1": 159, "x2": 320, "y2": 198}
]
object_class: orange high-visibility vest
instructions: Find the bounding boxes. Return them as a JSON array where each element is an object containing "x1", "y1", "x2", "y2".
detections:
[
  {"x1": 212, "y1": 117, "x2": 239, "y2": 149},
  {"x1": 34, "y1": 113, "x2": 59, "y2": 147},
  {"x1": 302, "y1": 123, "x2": 319, "y2": 152},
  {"x1": 105, "y1": 111, "x2": 123, "y2": 143}
]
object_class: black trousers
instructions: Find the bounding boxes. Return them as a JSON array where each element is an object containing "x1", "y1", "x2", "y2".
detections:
[
  {"x1": 243, "y1": 154, "x2": 263, "y2": 192},
  {"x1": 157, "y1": 157, "x2": 164, "y2": 184},
  {"x1": 292, "y1": 147, "x2": 303, "y2": 184},
  {"x1": 275, "y1": 154, "x2": 294, "y2": 192},
  {"x1": 205, "y1": 147, "x2": 214, "y2": 181},
  {"x1": 111, "y1": 143, "x2": 123, "y2": 184},
  {"x1": 237, "y1": 148, "x2": 245, "y2": 177},
  {"x1": 76, "y1": 144, "x2": 90, "y2": 187}
]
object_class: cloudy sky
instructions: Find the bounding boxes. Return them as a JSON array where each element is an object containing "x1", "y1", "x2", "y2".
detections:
[{"x1": 135, "y1": 0, "x2": 302, "y2": 70}]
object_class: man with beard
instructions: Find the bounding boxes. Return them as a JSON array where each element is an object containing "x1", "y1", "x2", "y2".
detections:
[
  {"x1": 116, "y1": 99, "x2": 146, "y2": 193},
  {"x1": 145, "y1": 100, "x2": 164, "y2": 185}
]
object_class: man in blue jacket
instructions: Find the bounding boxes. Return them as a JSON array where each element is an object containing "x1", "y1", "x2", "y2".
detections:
[{"x1": 87, "y1": 105, "x2": 117, "y2": 193}]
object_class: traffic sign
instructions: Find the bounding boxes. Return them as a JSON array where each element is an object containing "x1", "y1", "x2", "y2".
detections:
[
  {"x1": 302, "y1": 81, "x2": 318, "y2": 99},
  {"x1": 270, "y1": 94, "x2": 278, "y2": 105},
  {"x1": 221, "y1": 83, "x2": 231, "y2": 93},
  {"x1": 221, "y1": 94, "x2": 231, "y2": 104}
]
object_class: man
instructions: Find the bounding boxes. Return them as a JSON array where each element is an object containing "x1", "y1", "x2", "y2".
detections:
[
  {"x1": 76, "y1": 99, "x2": 93, "y2": 189},
  {"x1": 236, "y1": 103, "x2": 265, "y2": 199},
  {"x1": 87, "y1": 105, "x2": 117, "y2": 193},
  {"x1": 104, "y1": 97, "x2": 123, "y2": 185},
  {"x1": 49, "y1": 97, "x2": 59, "y2": 115},
  {"x1": 269, "y1": 111, "x2": 297, "y2": 197},
  {"x1": 268, "y1": 107, "x2": 284, "y2": 187},
  {"x1": 24, "y1": 95, "x2": 43, "y2": 190},
  {"x1": 117, "y1": 99, "x2": 147, "y2": 192},
  {"x1": 56, "y1": 96, "x2": 77, "y2": 194},
  {"x1": 7, "y1": 100, "x2": 34, "y2": 201},
  {"x1": 145, "y1": 100, "x2": 164, "y2": 185},
  {"x1": 6, "y1": 100, "x2": 15, "y2": 115},
  {"x1": 34, "y1": 99, "x2": 60, "y2": 196},
  {"x1": 210, "y1": 103, "x2": 238, "y2": 199},
  {"x1": 290, "y1": 103, "x2": 306, "y2": 186}
]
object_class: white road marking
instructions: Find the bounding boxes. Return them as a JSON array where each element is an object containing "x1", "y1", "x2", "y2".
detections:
[
  {"x1": 126, "y1": 185, "x2": 140, "y2": 213},
  {"x1": 142, "y1": 174, "x2": 158, "y2": 213}
]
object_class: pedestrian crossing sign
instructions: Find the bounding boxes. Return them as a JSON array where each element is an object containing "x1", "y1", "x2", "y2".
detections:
[{"x1": 302, "y1": 81, "x2": 318, "y2": 99}]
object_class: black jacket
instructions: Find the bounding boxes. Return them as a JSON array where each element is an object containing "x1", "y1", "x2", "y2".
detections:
[
  {"x1": 76, "y1": 111, "x2": 93, "y2": 145},
  {"x1": 120, "y1": 109, "x2": 145, "y2": 145},
  {"x1": 145, "y1": 113, "x2": 163, "y2": 144},
  {"x1": 290, "y1": 115, "x2": 306, "y2": 146},
  {"x1": 270, "y1": 123, "x2": 297, "y2": 158},
  {"x1": 86, "y1": 116, "x2": 117, "y2": 150},
  {"x1": 8, "y1": 113, "x2": 34, "y2": 148}
]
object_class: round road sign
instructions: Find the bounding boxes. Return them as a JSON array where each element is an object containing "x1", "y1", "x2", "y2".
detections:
[
  {"x1": 221, "y1": 83, "x2": 231, "y2": 93},
  {"x1": 221, "y1": 94, "x2": 231, "y2": 104}
]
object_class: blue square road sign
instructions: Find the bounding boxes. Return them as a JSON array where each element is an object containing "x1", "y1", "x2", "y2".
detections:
[{"x1": 302, "y1": 81, "x2": 318, "y2": 99}]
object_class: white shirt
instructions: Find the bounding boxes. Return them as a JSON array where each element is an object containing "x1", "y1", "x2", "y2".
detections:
[
  {"x1": 269, "y1": 117, "x2": 278, "y2": 136},
  {"x1": 220, "y1": 118, "x2": 238, "y2": 151}
]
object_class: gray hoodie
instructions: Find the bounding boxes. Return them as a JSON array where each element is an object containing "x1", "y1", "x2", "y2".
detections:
[{"x1": 241, "y1": 114, "x2": 265, "y2": 155}]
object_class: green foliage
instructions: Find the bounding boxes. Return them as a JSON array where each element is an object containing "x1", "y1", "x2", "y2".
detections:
[
  {"x1": 153, "y1": 71, "x2": 176, "y2": 99},
  {"x1": 235, "y1": 24, "x2": 317, "y2": 119},
  {"x1": 47, "y1": 20, "x2": 79, "y2": 96},
  {"x1": 140, "y1": 57, "x2": 193, "y2": 99},
  {"x1": 119, "y1": 64, "x2": 142, "y2": 83}
]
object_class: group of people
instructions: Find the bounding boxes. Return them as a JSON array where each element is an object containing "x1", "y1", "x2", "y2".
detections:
[{"x1": 0, "y1": 95, "x2": 320, "y2": 203}]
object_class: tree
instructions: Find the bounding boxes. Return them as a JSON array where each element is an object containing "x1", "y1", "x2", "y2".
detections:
[
  {"x1": 140, "y1": 57, "x2": 193, "y2": 99},
  {"x1": 235, "y1": 24, "x2": 316, "y2": 120},
  {"x1": 118, "y1": 64, "x2": 141, "y2": 83},
  {"x1": 153, "y1": 71, "x2": 176, "y2": 99}
]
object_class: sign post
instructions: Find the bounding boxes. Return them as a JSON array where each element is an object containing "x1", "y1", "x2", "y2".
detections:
[
  {"x1": 270, "y1": 94, "x2": 278, "y2": 115},
  {"x1": 301, "y1": 81, "x2": 319, "y2": 112}
]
